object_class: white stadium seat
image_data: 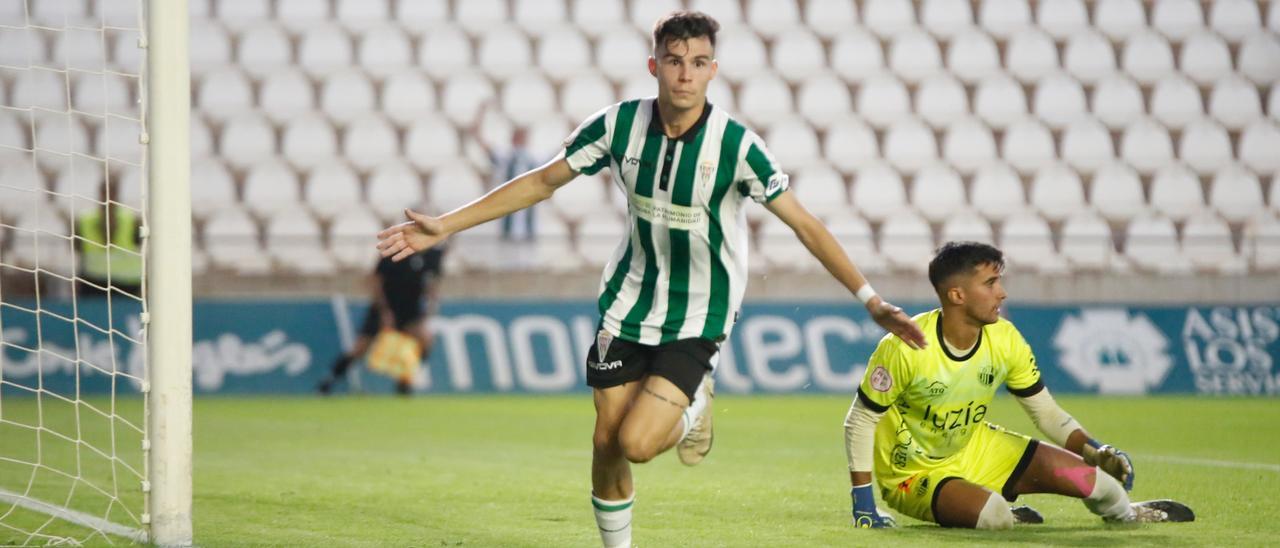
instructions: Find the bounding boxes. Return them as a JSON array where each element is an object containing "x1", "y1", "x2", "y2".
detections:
[
  {"x1": 298, "y1": 25, "x2": 354, "y2": 78},
  {"x1": 830, "y1": 28, "x2": 885, "y2": 82},
  {"x1": 738, "y1": 72, "x2": 794, "y2": 129},
  {"x1": 72, "y1": 72, "x2": 131, "y2": 117},
  {"x1": 31, "y1": 113, "x2": 90, "y2": 173},
  {"x1": 970, "y1": 163, "x2": 1025, "y2": 221},
  {"x1": 1271, "y1": 0, "x2": 1280, "y2": 31},
  {"x1": 940, "y1": 211, "x2": 995, "y2": 245},
  {"x1": 1006, "y1": 28, "x2": 1058, "y2": 83},
  {"x1": 0, "y1": 25, "x2": 41, "y2": 70},
  {"x1": 267, "y1": 210, "x2": 335, "y2": 275},
  {"x1": 1030, "y1": 163, "x2": 1086, "y2": 221},
  {"x1": 439, "y1": 72, "x2": 496, "y2": 125},
  {"x1": 879, "y1": 211, "x2": 935, "y2": 273},
  {"x1": 217, "y1": 0, "x2": 270, "y2": 30},
  {"x1": 1063, "y1": 30, "x2": 1116, "y2": 84},
  {"x1": 1060, "y1": 117, "x2": 1114, "y2": 175},
  {"x1": 1032, "y1": 73, "x2": 1088, "y2": 129},
  {"x1": 1150, "y1": 164, "x2": 1206, "y2": 221},
  {"x1": 572, "y1": 0, "x2": 625, "y2": 38},
  {"x1": 977, "y1": 0, "x2": 1031, "y2": 38},
  {"x1": 1125, "y1": 214, "x2": 1192, "y2": 274},
  {"x1": 260, "y1": 70, "x2": 317, "y2": 124},
  {"x1": 501, "y1": 72, "x2": 557, "y2": 126},
  {"x1": 707, "y1": 79, "x2": 737, "y2": 117},
  {"x1": 537, "y1": 27, "x2": 592, "y2": 81},
  {"x1": 404, "y1": 116, "x2": 460, "y2": 171},
  {"x1": 242, "y1": 160, "x2": 303, "y2": 217},
  {"x1": 830, "y1": 215, "x2": 888, "y2": 273},
  {"x1": 1095, "y1": 0, "x2": 1146, "y2": 41},
  {"x1": 320, "y1": 69, "x2": 377, "y2": 124},
  {"x1": 330, "y1": 207, "x2": 383, "y2": 268},
  {"x1": 31, "y1": 0, "x2": 89, "y2": 26},
  {"x1": 561, "y1": 74, "x2": 617, "y2": 125},
  {"x1": 823, "y1": 118, "x2": 880, "y2": 174},
  {"x1": 382, "y1": 71, "x2": 437, "y2": 128},
  {"x1": 1090, "y1": 73, "x2": 1141, "y2": 129},
  {"x1": 916, "y1": 74, "x2": 969, "y2": 128},
  {"x1": 910, "y1": 163, "x2": 966, "y2": 222},
  {"x1": 620, "y1": 75, "x2": 657, "y2": 104},
  {"x1": 1208, "y1": 75, "x2": 1264, "y2": 130},
  {"x1": 595, "y1": 26, "x2": 651, "y2": 82},
  {"x1": 689, "y1": 0, "x2": 743, "y2": 26},
  {"x1": 863, "y1": 0, "x2": 916, "y2": 38},
  {"x1": 1149, "y1": 75, "x2": 1203, "y2": 129},
  {"x1": 772, "y1": 28, "x2": 826, "y2": 83},
  {"x1": 1060, "y1": 212, "x2": 1117, "y2": 270},
  {"x1": 577, "y1": 214, "x2": 628, "y2": 267},
  {"x1": 343, "y1": 116, "x2": 399, "y2": 171},
  {"x1": 851, "y1": 162, "x2": 908, "y2": 221},
  {"x1": 1247, "y1": 214, "x2": 1280, "y2": 271},
  {"x1": 714, "y1": 27, "x2": 768, "y2": 83},
  {"x1": 191, "y1": 116, "x2": 214, "y2": 158},
  {"x1": 764, "y1": 118, "x2": 821, "y2": 168},
  {"x1": 96, "y1": 116, "x2": 143, "y2": 166},
  {"x1": 281, "y1": 114, "x2": 339, "y2": 170},
  {"x1": 1036, "y1": 0, "x2": 1089, "y2": 40},
  {"x1": 1179, "y1": 32, "x2": 1232, "y2": 85},
  {"x1": 1209, "y1": 0, "x2": 1263, "y2": 42},
  {"x1": 477, "y1": 26, "x2": 533, "y2": 82},
  {"x1": 1119, "y1": 118, "x2": 1174, "y2": 175},
  {"x1": 857, "y1": 73, "x2": 911, "y2": 128},
  {"x1": 805, "y1": 0, "x2": 858, "y2": 39},
  {"x1": 921, "y1": 0, "x2": 973, "y2": 38},
  {"x1": 1271, "y1": 86, "x2": 1280, "y2": 122},
  {"x1": 13, "y1": 70, "x2": 65, "y2": 111},
  {"x1": 219, "y1": 113, "x2": 276, "y2": 170},
  {"x1": 54, "y1": 27, "x2": 107, "y2": 73},
  {"x1": 1000, "y1": 212, "x2": 1066, "y2": 273},
  {"x1": 427, "y1": 163, "x2": 485, "y2": 213},
  {"x1": 883, "y1": 118, "x2": 937, "y2": 175},
  {"x1": 1002, "y1": 118, "x2": 1056, "y2": 175},
  {"x1": 238, "y1": 24, "x2": 291, "y2": 79},
  {"x1": 947, "y1": 30, "x2": 1001, "y2": 84},
  {"x1": 792, "y1": 165, "x2": 848, "y2": 218},
  {"x1": 1183, "y1": 213, "x2": 1247, "y2": 274},
  {"x1": 941, "y1": 117, "x2": 997, "y2": 175},
  {"x1": 1239, "y1": 32, "x2": 1280, "y2": 85},
  {"x1": 357, "y1": 26, "x2": 413, "y2": 80},
  {"x1": 1152, "y1": 0, "x2": 1204, "y2": 41},
  {"x1": 204, "y1": 208, "x2": 270, "y2": 274},
  {"x1": 419, "y1": 25, "x2": 472, "y2": 81},
  {"x1": 549, "y1": 171, "x2": 608, "y2": 222},
  {"x1": 189, "y1": 158, "x2": 236, "y2": 219},
  {"x1": 367, "y1": 161, "x2": 424, "y2": 219},
  {"x1": 1090, "y1": 162, "x2": 1145, "y2": 222},
  {"x1": 1240, "y1": 121, "x2": 1280, "y2": 175},
  {"x1": 529, "y1": 210, "x2": 582, "y2": 272},
  {"x1": 456, "y1": 0, "x2": 508, "y2": 35},
  {"x1": 304, "y1": 160, "x2": 363, "y2": 220},
  {"x1": 1178, "y1": 119, "x2": 1233, "y2": 175},
  {"x1": 888, "y1": 29, "x2": 942, "y2": 84},
  {"x1": 1209, "y1": 165, "x2": 1265, "y2": 222},
  {"x1": 630, "y1": 0, "x2": 681, "y2": 33},
  {"x1": 110, "y1": 29, "x2": 143, "y2": 73},
  {"x1": 277, "y1": 0, "x2": 330, "y2": 33},
  {"x1": 973, "y1": 74, "x2": 1027, "y2": 129},
  {"x1": 797, "y1": 75, "x2": 853, "y2": 129},
  {"x1": 525, "y1": 116, "x2": 570, "y2": 160},
  {"x1": 746, "y1": 0, "x2": 800, "y2": 38},
  {"x1": 188, "y1": 23, "x2": 232, "y2": 75},
  {"x1": 196, "y1": 66, "x2": 253, "y2": 122},
  {"x1": 1121, "y1": 31, "x2": 1176, "y2": 85},
  {"x1": 515, "y1": 0, "x2": 568, "y2": 36}
]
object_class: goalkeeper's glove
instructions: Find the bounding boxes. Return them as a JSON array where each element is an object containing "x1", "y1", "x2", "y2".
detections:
[
  {"x1": 851, "y1": 483, "x2": 896, "y2": 528},
  {"x1": 1082, "y1": 439, "x2": 1134, "y2": 491}
]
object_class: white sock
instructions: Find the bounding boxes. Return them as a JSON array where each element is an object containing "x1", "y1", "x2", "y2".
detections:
[
  {"x1": 680, "y1": 382, "x2": 709, "y2": 440},
  {"x1": 592, "y1": 492, "x2": 633, "y2": 548},
  {"x1": 1083, "y1": 467, "x2": 1134, "y2": 521},
  {"x1": 975, "y1": 492, "x2": 1014, "y2": 530}
]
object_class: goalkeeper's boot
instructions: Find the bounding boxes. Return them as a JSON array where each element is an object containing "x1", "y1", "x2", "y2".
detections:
[
  {"x1": 677, "y1": 374, "x2": 715, "y2": 466},
  {"x1": 1125, "y1": 500, "x2": 1195, "y2": 523},
  {"x1": 1011, "y1": 505, "x2": 1044, "y2": 524}
]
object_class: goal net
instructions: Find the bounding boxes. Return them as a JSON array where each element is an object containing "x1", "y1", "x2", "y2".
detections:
[{"x1": 0, "y1": 0, "x2": 190, "y2": 544}]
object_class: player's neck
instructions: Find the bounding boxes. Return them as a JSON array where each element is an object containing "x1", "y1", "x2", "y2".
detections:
[
  {"x1": 938, "y1": 309, "x2": 981, "y2": 351},
  {"x1": 655, "y1": 98, "x2": 706, "y2": 139}
]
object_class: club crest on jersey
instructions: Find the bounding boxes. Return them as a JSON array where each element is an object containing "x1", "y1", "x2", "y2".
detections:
[
  {"x1": 869, "y1": 366, "x2": 893, "y2": 392},
  {"x1": 699, "y1": 162, "x2": 715, "y2": 186},
  {"x1": 978, "y1": 365, "x2": 996, "y2": 386},
  {"x1": 596, "y1": 330, "x2": 613, "y2": 360}
]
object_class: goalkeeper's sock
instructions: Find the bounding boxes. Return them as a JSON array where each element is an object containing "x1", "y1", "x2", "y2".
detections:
[
  {"x1": 680, "y1": 380, "x2": 710, "y2": 440},
  {"x1": 1083, "y1": 467, "x2": 1134, "y2": 522},
  {"x1": 591, "y1": 492, "x2": 633, "y2": 548}
]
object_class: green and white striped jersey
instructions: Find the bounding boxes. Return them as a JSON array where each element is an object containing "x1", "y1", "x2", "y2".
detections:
[{"x1": 562, "y1": 98, "x2": 789, "y2": 345}]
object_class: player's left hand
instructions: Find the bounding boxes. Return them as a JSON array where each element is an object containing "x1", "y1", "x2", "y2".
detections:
[
  {"x1": 1083, "y1": 441, "x2": 1134, "y2": 491},
  {"x1": 866, "y1": 297, "x2": 928, "y2": 350},
  {"x1": 377, "y1": 209, "x2": 447, "y2": 262}
]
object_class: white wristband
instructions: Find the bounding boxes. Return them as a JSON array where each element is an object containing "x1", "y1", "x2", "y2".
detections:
[{"x1": 855, "y1": 284, "x2": 878, "y2": 304}]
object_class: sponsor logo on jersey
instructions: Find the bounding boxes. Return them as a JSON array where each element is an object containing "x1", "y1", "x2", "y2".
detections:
[
  {"x1": 765, "y1": 173, "x2": 788, "y2": 196},
  {"x1": 1054, "y1": 308, "x2": 1172, "y2": 395},
  {"x1": 869, "y1": 365, "x2": 893, "y2": 392},
  {"x1": 921, "y1": 401, "x2": 988, "y2": 432},
  {"x1": 924, "y1": 380, "x2": 948, "y2": 396}
]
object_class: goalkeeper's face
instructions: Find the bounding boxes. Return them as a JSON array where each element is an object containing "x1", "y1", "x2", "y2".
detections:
[
  {"x1": 649, "y1": 36, "x2": 717, "y2": 112},
  {"x1": 958, "y1": 262, "x2": 1007, "y2": 325}
]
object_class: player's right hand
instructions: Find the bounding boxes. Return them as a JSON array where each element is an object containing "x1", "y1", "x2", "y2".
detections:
[
  {"x1": 851, "y1": 484, "x2": 895, "y2": 529},
  {"x1": 376, "y1": 209, "x2": 447, "y2": 262}
]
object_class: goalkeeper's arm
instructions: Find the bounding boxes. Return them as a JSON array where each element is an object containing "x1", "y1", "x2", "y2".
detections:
[
  {"x1": 1015, "y1": 388, "x2": 1134, "y2": 490},
  {"x1": 844, "y1": 395, "x2": 895, "y2": 528}
]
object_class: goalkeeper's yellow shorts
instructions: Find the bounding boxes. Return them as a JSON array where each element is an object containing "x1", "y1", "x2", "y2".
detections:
[{"x1": 875, "y1": 422, "x2": 1038, "y2": 524}]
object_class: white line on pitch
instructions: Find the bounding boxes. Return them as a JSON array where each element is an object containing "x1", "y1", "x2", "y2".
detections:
[{"x1": 1145, "y1": 454, "x2": 1280, "y2": 473}]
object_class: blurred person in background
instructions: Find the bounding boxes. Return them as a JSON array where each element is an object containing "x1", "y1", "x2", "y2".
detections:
[
  {"x1": 467, "y1": 101, "x2": 541, "y2": 255},
  {"x1": 75, "y1": 181, "x2": 142, "y2": 299}
]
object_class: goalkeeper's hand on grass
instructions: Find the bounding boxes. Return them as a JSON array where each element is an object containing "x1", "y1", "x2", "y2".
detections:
[
  {"x1": 851, "y1": 484, "x2": 896, "y2": 529},
  {"x1": 1082, "y1": 440, "x2": 1134, "y2": 491},
  {"x1": 377, "y1": 209, "x2": 447, "y2": 262}
]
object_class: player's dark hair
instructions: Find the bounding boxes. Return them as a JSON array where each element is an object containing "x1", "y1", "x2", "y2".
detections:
[
  {"x1": 928, "y1": 241, "x2": 1005, "y2": 290},
  {"x1": 652, "y1": 10, "x2": 719, "y2": 53}
]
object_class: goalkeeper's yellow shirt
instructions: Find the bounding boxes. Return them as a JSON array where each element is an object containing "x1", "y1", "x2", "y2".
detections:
[{"x1": 857, "y1": 309, "x2": 1044, "y2": 470}]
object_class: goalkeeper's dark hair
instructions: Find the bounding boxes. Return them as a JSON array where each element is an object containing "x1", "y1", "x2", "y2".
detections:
[
  {"x1": 928, "y1": 241, "x2": 1005, "y2": 290},
  {"x1": 652, "y1": 10, "x2": 720, "y2": 53}
]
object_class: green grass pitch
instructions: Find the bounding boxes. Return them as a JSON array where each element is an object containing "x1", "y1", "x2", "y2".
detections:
[{"x1": 2, "y1": 395, "x2": 1278, "y2": 546}]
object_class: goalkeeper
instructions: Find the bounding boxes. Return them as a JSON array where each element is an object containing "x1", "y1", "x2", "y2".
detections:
[{"x1": 843, "y1": 241, "x2": 1194, "y2": 529}]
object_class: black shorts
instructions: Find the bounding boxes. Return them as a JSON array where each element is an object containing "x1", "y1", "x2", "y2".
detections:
[
  {"x1": 585, "y1": 333, "x2": 718, "y2": 402},
  {"x1": 357, "y1": 304, "x2": 425, "y2": 338}
]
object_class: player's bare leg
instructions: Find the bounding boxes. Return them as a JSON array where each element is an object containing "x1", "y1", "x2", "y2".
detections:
[
  {"x1": 591, "y1": 379, "x2": 645, "y2": 548},
  {"x1": 1012, "y1": 442, "x2": 1194, "y2": 523},
  {"x1": 616, "y1": 375, "x2": 690, "y2": 464}
]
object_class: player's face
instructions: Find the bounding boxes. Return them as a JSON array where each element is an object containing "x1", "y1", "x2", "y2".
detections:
[
  {"x1": 649, "y1": 36, "x2": 717, "y2": 112},
  {"x1": 960, "y1": 262, "x2": 1007, "y2": 325}
]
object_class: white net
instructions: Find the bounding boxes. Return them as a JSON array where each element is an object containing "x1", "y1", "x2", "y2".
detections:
[{"x1": 0, "y1": 0, "x2": 150, "y2": 544}]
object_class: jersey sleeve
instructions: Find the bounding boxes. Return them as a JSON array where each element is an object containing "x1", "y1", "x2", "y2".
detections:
[
  {"x1": 734, "y1": 131, "x2": 789, "y2": 204},
  {"x1": 1003, "y1": 324, "x2": 1044, "y2": 397},
  {"x1": 562, "y1": 105, "x2": 612, "y2": 175},
  {"x1": 856, "y1": 337, "x2": 913, "y2": 412}
]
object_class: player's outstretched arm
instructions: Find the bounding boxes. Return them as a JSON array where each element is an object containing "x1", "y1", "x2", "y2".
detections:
[
  {"x1": 376, "y1": 158, "x2": 578, "y2": 261},
  {"x1": 1015, "y1": 388, "x2": 1134, "y2": 490},
  {"x1": 765, "y1": 192, "x2": 927, "y2": 349}
]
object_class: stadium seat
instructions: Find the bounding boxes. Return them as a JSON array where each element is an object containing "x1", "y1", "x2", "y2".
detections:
[
  {"x1": 527, "y1": 210, "x2": 582, "y2": 272},
  {"x1": 242, "y1": 161, "x2": 302, "y2": 218},
  {"x1": 281, "y1": 114, "x2": 339, "y2": 170},
  {"x1": 1119, "y1": 118, "x2": 1175, "y2": 175},
  {"x1": 970, "y1": 163, "x2": 1025, "y2": 221},
  {"x1": 0, "y1": 161, "x2": 43, "y2": 219},
  {"x1": 477, "y1": 27, "x2": 533, "y2": 82},
  {"x1": 191, "y1": 116, "x2": 213, "y2": 158},
  {"x1": 1271, "y1": 86, "x2": 1280, "y2": 122},
  {"x1": 823, "y1": 118, "x2": 880, "y2": 174},
  {"x1": 738, "y1": 72, "x2": 794, "y2": 129},
  {"x1": 330, "y1": 206, "x2": 382, "y2": 268},
  {"x1": 577, "y1": 213, "x2": 627, "y2": 265},
  {"x1": 595, "y1": 26, "x2": 651, "y2": 82},
  {"x1": 110, "y1": 29, "x2": 142, "y2": 73},
  {"x1": 746, "y1": 0, "x2": 800, "y2": 38},
  {"x1": 1183, "y1": 213, "x2": 1247, "y2": 274},
  {"x1": 1208, "y1": 75, "x2": 1264, "y2": 130},
  {"x1": 381, "y1": 71, "x2": 436, "y2": 128},
  {"x1": 367, "y1": 161, "x2": 424, "y2": 219},
  {"x1": 31, "y1": 114, "x2": 89, "y2": 173},
  {"x1": 888, "y1": 29, "x2": 943, "y2": 84},
  {"x1": 537, "y1": 27, "x2": 592, "y2": 81},
  {"x1": 216, "y1": 0, "x2": 269, "y2": 30},
  {"x1": 266, "y1": 210, "x2": 335, "y2": 275},
  {"x1": 947, "y1": 30, "x2": 1000, "y2": 84},
  {"x1": 1120, "y1": 31, "x2": 1176, "y2": 85},
  {"x1": 12, "y1": 70, "x2": 66, "y2": 112},
  {"x1": 96, "y1": 0, "x2": 144, "y2": 27},
  {"x1": 218, "y1": 113, "x2": 276, "y2": 170},
  {"x1": 188, "y1": 157, "x2": 237, "y2": 219},
  {"x1": 0, "y1": 25, "x2": 41, "y2": 69},
  {"x1": 10, "y1": 208, "x2": 77, "y2": 277},
  {"x1": 880, "y1": 211, "x2": 935, "y2": 273},
  {"x1": 630, "y1": 0, "x2": 681, "y2": 33},
  {"x1": 857, "y1": 73, "x2": 911, "y2": 128},
  {"x1": 941, "y1": 211, "x2": 995, "y2": 246},
  {"x1": 1006, "y1": 28, "x2": 1058, "y2": 84},
  {"x1": 1149, "y1": 74, "x2": 1203, "y2": 129},
  {"x1": 941, "y1": 117, "x2": 998, "y2": 175},
  {"x1": 320, "y1": 69, "x2": 376, "y2": 124},
  {"x1": 689, "y1": 0, "x2": 743, "y2": 26},
  {"x1": 1150, "y1": 164, "x2": 1206, "y2": 221},
  {"x1": 571, "y1": 0, "x2": 625, "y2": 37},
  {"x1": 1209, "y1": 165, "x2": 1265, "y2": 222},
  {"x1": 419, "y1": 25, "x2": 472, "y2": 81},
  {"x1": 427, "y1": 163, "x2": 485, "y2": 213},
  {"x1": 50, "y1": 156, "x2": 101, "y2": 205},
  {"x1": 259, "y1": 70, "x2": 316, "y2": 125},
  {"x1": 500, "y1": 72, "x2": 557, "y2": 126},
  {"x1": 828, "y1": 215, "x2": 887, "y2": 273},
  {"x1": 277, "y1": 0, "x2": 330, "y2": 33},
  {"x1": 512, "y1": 0, "x2": 567, "y2": 36},
  {"x1": 188, "y1": 23, "x2": 231, "y2": 75},
  {"x1": 524, "y1": 116, "x2": 570, "y2": 161},
  {"x1": 1240, "y1": 121, "x2": 1280, "y2": 175},
  {"x1": 851, "y1": 162, "x2": 909, "y2": 221},
  {"x1": 1239, "y1": 32, "x2": 1280, "y2": 85},
  {"x1": 54, "y1": 27, "x2": 108, "y2": 73},
  {"x1": 977, "y1": 0, "x2": 1031, "y2": 38},
  {"x1": 298, "y1": 25, "x2": 354, "y2": 78},
  {"x1": 863, "y1": 0, "x2": 916, "y2": 38},
  {"x1": 560, "y1": 74, "x2": 617, "y2": 125},
  {"x1": 916, "y1": 74, "x2": 969, "y2": 129},
  {"x1": 1061, "y1": 117, "x2": 1114, "y2": 175},
  {"x1": 830, "y1": 28, "x2": 885, "y2": 82},
  {"x1": 1179, "y1": 119, "x2": 1233, "y2": 175},
  {"x1": 1063, "y1": 30, "x2": 1116, "y2": 84},
  {"x1": 883, "y1": 118, "x2": 937, "y2": 175},
  {"x1": 342, "y1": 116, "x2": 399, "y2": 172},
  {"x1": 707, "y1": 78, "x2": 737, "y2": 115},
  {"x1": 1209, "y1": 0, "x2": 1263, "y2": 42},
  {"x1": 357, "y1": 26, "x2": 413, "y2": 80},
  {"x1": 439, "y1": 72, "x2": 496, "y2": 126},
  {"x1": 1152, "y1": 0, "x2": 1204, "y2": 41},
  {"x1": 973, "y1": 74, "x2": 1026, "y2": 129},
  {"x1": 1036, "y1": 0, "x2": 1089, "y2": 40},
  {"x1": 1033, "y1": 73, "x2": 1088, "y2": 129},
  {"x1": 1179, "y1": 32, "x2": 1232, "y2": 85},
  {"x1": 764, "y1": 118, "x2": 821, "y2": 168},
  {"x1": 1125, "y1": 214, "x2": 1193, "y2": 274},
  {"x1": 549, "y1": 171, "x2": 608, "y2": 223},
  {"x1": 921, "y1": 0, "x2": 974, "y2": 38},
  {"x1": 238, "y1": 24, "x2": 291, "y2": 80},
  {"x1": 804, "y1": 0, "x2": 858, "y2": 39},
  {"x1": 911, "y1": 163, "x2": 966, "y2": 222},
  {"x1": 1002, "y1": 118, "x2": 1056, "y2": 175},
  {"x1": 1000, "y1": 212, "x2": 1066, "y2": 273},
  {"x1": 714, "y1": 27, "x2": 768, "y2": 83},
  {"x1": 1030, "y1": 163, "x2": 1087, "y2": 221},
  {"x1": 456, "y1": 0, "x2": 507, "y2": 35},
  {"x1": 1246, "y1": 213, "x2": 1280, "y2": 271},
  {"x1": 196, "y1": 66, "x2": 253, "y2": 122},
  {"x1": 1094, "y1": 0, "x2": 1146, "y2": 41},
  {"x1": 1060, "y1": 212, "x2": 1116, "y2": 270},
  {"x1": 71, "y1": 72, "x2": 131, "y2": 118},
  {"x1": 395, "y1": 0, "x2": 448, "y2": 34},
  {"x1": 30, "y1": 0, "x2": 88, "y2": 26},
  {"x1": 759, "y1": 215, "x2": 823, "y2": 271},
  {"x1": 620, "y1": 75, "x2": 657, "y2": 104},
  {"x1": 797, "y1": 75, "x2": 853, "y2": 129},
  {"x1": 1090, "y1": 162, "x2": 1145, "y2": 222},
  {"x1": 792, "y1": 165, "x2": 848, "y2": 218},
  {"x1": 772, "y1": 28, "x2": 826, "y2": 83},
  {"x1": 404, "y1": 116, "x2": 460, "y2": 171},
  {"x1": 302, "y1": 160, "x2": 363, "y2": 221},
  {"x1": 96, "y1": 116, "x2": 143, "y2": 166}
]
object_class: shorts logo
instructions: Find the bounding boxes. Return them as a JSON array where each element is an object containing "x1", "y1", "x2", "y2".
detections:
[
  {"x1": 869, "y1": 366, "x2": 893, "y2": 392},
  {"x1": 915, "y1": 477, "x2": 930, "y2": 497},
  {"x1": 589, "y1": 360, "x2": 624, "y2": 371},
  {"x1": 596, "y1": 330, "x2": 613, "y2": 360}
]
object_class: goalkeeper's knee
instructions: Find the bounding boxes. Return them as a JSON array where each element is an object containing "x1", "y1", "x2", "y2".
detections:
[
  {"x1": 975, "y1": 492, "x2": 1014, "y2": 530},
  {"x1": 1083, "y1": 467, "x2": 1133, "y2": 521}
]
